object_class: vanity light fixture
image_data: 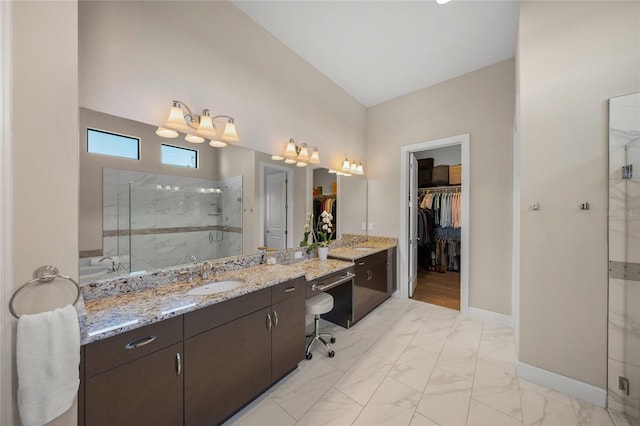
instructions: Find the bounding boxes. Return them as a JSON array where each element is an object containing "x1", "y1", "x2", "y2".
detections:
[
  {"x1": 155, "y1": 100, "x2": 239, "y2": 147},
  {"x1": 340, "y1": 158, "x2": 364, "y2": 175},
  {"x1": 272, "y1": 139, "x2": 320, "y2": 167}
]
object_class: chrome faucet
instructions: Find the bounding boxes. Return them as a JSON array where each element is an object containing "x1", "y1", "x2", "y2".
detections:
[
  {"x1": 99, "y1": 256, "x2": 120, "y2": 273},
  {"x1": 201, "y1": 261, "x2": 213, "y2": 280},
  {"x1": 189, "y1": 255, "x2": 198, "y2": 264}
]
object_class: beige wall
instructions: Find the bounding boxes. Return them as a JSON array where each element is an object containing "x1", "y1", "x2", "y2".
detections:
[
  {"x1": 518, "y1": 1, "x2": 640, "y2": 388},
  {"x1": 78, "y1": 1, "x2": 367, "y2": 173},
  {"x1": 367, "y1": 59, "x2": 515, "y2": 315},
  {"x1": 79, "y1": 108, "x2": 219, "y2": 252},
  {"x1": 11, "y1": 2, "x2": 79, "y2": 425}
]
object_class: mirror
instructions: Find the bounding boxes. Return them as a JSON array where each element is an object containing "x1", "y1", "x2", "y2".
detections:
[{"x1": 78, "y1": 108, "x2": 367, "y2": 280}]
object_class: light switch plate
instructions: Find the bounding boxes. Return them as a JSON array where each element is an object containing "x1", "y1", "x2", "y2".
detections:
[
  {"x1": 361, "y1": 222, "x2": 367, "y2": 230},
  {"x1": 368, "y1": 223, "x2": 374, "y2": 231},
  {"x1": 294, "y1": 251, "x2": 303, "y2": 259}
]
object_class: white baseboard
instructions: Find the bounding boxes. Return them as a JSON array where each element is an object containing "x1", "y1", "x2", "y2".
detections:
[
  {"x1": 468, "y1": 306, "x2": 513, "y2": 328},
  {"x1": 516, "y1": 361, "x2": 607, "y2": 407}
]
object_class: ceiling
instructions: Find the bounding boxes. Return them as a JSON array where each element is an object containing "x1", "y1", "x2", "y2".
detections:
[{"x1": 233, "y1": 1, "x2": 520, "y2": 107}]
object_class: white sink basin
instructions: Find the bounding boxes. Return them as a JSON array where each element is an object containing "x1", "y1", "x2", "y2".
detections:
[
  {"x1": 186, "y1": 280, "x2": 245, "y2": 296},
  {"x1": 79, "y1": 265, "x2": 110, "y2": 280},
  {"x1": 354, "y1": 247, "x2": 374, "y2": 251}
]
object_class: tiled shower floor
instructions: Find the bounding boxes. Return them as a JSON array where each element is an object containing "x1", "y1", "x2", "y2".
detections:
[{"x1": 225, "y1": 297, "x2": 614, "y2": 426}]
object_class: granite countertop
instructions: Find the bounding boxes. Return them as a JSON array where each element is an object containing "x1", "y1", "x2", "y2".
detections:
[
  {"x1": 284, "y1": 258, "x2": 354, "y2": 281},
  {"x1": 328, "y1": 241, "x2": 397, "y2": 261},
  {"x1": 80, "y1": 258, "x2": 353, "y2": 345}
]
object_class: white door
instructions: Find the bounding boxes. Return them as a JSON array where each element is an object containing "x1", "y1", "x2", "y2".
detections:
[
  {"x1": 409, "y1": 154, "x2": 418, "y2": 297},
  {"x1": 265, "y1": 172, "x2": 287, "y2": 250}
]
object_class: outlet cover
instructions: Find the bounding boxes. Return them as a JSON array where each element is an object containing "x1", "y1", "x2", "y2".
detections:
[
  {"x1": 368, "y1": 223, "x2": 374, "y2": 231},
  {"x1": 361, "y1": 222, "x2": 367, "y2": 230},
  {"x1": 294, "y1": 251, "x2": 303, "y2": 259}
]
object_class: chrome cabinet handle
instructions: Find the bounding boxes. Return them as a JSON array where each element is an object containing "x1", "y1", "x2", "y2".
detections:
[
  {"x1": 124, "y1": 335, "x2": 157, "y2": 350},
  {"x1": 266, "y1": 313, "x2": 272, "y2": 331},
  {"x1": 283, "y1": 287, "x2": 296, "y2": 293},
  {"x1": 273, "y1": 310, "x2": 279, "y2": 328},
  {"x1": 366, "y1": 270, "x2": 372, "y2": 281},
  {"x1": 358, "y1": 262, "x2": 365, "y2": 266},
  {"x1": 176, "y1": 353, "x2": 182, "y2": 376},
  {"x1": 311, "y1": 272, "x2": 354, "y2": 292}
]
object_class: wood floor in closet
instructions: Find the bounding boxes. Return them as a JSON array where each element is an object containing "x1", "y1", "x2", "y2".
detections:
[{"x1": 412, "y1": 267, "x2": 460, "y2": 310}]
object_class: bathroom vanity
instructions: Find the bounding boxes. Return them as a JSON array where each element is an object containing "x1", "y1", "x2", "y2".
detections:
[{"x1": 77, "y1": 240, "x2": 396, "y2": 425}]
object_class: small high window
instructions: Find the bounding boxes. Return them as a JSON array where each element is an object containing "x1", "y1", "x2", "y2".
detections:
[
  {"x1": 161, "y1": 144, "x2": 198, "y2": 168},
  {"x1": 87, "y1": 128, "x2": 140, "y2": 160}
]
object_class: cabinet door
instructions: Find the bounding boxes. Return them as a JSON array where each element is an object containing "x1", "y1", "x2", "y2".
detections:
[
  {"x1": 271, "y1": 281, "x2": 305, "y2": 381},
  {"x1": 85, "y1": 343, "x2": 183, "y2": 426},
  {"x1": 354, "y1": 258, "x2": 389, "y2": 323},
  {"x1": 184, "y1": 307, "x2": 272, "y2": 426}
]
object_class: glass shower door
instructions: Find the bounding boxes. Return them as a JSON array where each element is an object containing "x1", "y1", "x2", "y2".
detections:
[{"x1": 608, "y1": 92, "x2": 640, "y2": 425}]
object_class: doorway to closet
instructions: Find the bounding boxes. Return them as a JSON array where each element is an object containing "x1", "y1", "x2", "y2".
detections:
[
  {"x1": 412, "y1": 145, "x2": 462, "y2": 309},
  {"x1": 400, "y1": 134, "x2": 470, "y2": 314}
]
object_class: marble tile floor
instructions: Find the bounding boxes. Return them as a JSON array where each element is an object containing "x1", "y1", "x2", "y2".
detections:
[{"x1": 225, "y1": 297, "x2": 617, "y2": 426}]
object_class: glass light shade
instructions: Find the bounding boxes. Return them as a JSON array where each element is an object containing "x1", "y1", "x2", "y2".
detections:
[
  {"x1": 297, "y1": 145, "x2": 310, "y2": 162},
  {"x1": 155, "y1": 127, "x2": 179, "y2": 138},
  {"x1": 342, "y1": 158, "x2": 351, "y2": 172},
  {"x1": 357, "y1": 164, "x2": 364, "y2": 174},
  {"x1": 309, "y1": 149, "x2": 320, "y2": 164},
  {"x1": 283, "y1": 140, "x2": 298, "y2": 159},
  {"x1": 164, "y1": 106, "x2": 189, "y2": 130},
  {"x1": 296, "y1": 161, "x2": 308, "y2": 167},
  {"x1": 271, "y1": 155, "x2": 285, "y2": 161},
  {"x1": 284, "y1": 158, "x2": 296, "y2": 164},
  {"x1": 209, "y1": 139, "x2": 227, "y2": 148},
  {"x1": 221, "y1": 121, "x2": 239, "y2": 142},
  {"x1": 185, "y1": 134, "x2": 205, "y2": 143},
  {"x1": 350, "y1": 162, "x2": 358, "y2": 173},
  {"x1": 196, "y1": 115, "x2": 216, "y2": 138}
]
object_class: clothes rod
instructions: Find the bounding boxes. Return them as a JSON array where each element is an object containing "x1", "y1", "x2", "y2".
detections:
[{"x1": 419, "y1": 185, "x2": 461, "y2": 193}]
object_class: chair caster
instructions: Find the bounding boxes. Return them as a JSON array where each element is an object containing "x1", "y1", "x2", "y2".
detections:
[
  {"x1": 305, "y1": 352, "x2": 313, "y2": 360},
  {"x1": 328, "y1": 351, "x2": 335, "y2": 358},
  {"x1": 330, "y1": 337, "x2": 336, "y2": 343}
]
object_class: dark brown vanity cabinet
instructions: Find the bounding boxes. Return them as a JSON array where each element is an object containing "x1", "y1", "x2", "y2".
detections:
[
  {"x1": 353, "y1": 251, "x2": 391, "y2": 323},
  {"x1": 81, "y1": 278, "x2": 306, "y2": 426},
  {"x1": 83, "y1": 316, "x2": 184, "y2": 426},
  {"x1": 183, "y1": 277, "x2": 306, "y2": 425}
]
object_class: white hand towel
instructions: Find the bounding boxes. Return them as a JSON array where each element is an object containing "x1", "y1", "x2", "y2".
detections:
[{"x1": 17, "y1": 305, "x2": 80, "y2": 426}]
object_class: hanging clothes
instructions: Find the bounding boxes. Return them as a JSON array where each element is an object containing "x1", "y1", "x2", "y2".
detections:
[{"x1": 416, "y1": 186, "x2": 461, "y2": 272}]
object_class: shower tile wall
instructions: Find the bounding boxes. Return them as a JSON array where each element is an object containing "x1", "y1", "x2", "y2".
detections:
[
  {"x1": 608, "y1": 99, "x2": 640, "y2": 424},
  {"x1": 103, "y1": 169, "x2": 243, "y2": 272}
]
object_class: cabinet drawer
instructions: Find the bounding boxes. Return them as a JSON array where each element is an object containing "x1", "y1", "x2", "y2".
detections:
[
  {"x1": 85, "y1": 316, "x2": 183, "y2": 377},
  {"x1": 354, "y1": 251, "x2": 387, "y2": 268},
  {"x1": 306, "y1": 268, "x2": 354, "y2": 299},
  {"x1": 184, "y1": 287, "x2": 270, "y2": 338},
  {"x1": 272, "y1": 277, "x2": 305, "y2": 304}
]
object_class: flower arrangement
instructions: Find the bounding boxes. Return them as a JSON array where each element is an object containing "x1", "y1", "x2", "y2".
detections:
[{"x1": 300, "y1": 210, "x2": 334, "y2": 253}]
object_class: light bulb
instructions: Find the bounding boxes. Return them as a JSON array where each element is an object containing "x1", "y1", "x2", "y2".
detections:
[
  {"x1": 197, "y1": 114, "x2": 216, "y2": 138},
  {"x1": 283, "y1": 139, "x2": 297, "y2": 159},
  {"x1": 185, "y1": 134, "x2": 205, "y2": 143},
  {"x1": 221, "y1": 120, "x2": 239, "y2": 142},
  {"x1": 297, "y1": 145, "x2": 310, "y2": 162},
  {"x1": 309, "y1": 148, "x2": 320, "y2": 164},
  {"x1": 155, "y1": 127, "x2": 179, "y2": 138},
  {"x1": 164, "y1": 105, "x2": 189, "y2": 130}
]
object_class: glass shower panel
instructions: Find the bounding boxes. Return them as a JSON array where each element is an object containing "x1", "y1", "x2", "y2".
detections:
[{"x1": 608, "y1": 92, "x2": 640, "y2": 425}]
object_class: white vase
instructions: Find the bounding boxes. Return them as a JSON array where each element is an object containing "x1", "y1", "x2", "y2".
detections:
[{"x1": 318, "y1": 246, "x2": 328, "y2": 261}]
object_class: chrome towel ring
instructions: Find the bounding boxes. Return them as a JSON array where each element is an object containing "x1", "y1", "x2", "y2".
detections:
[{"x1": 9, "y1": 265, "x2": 80, "y2": 319}]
